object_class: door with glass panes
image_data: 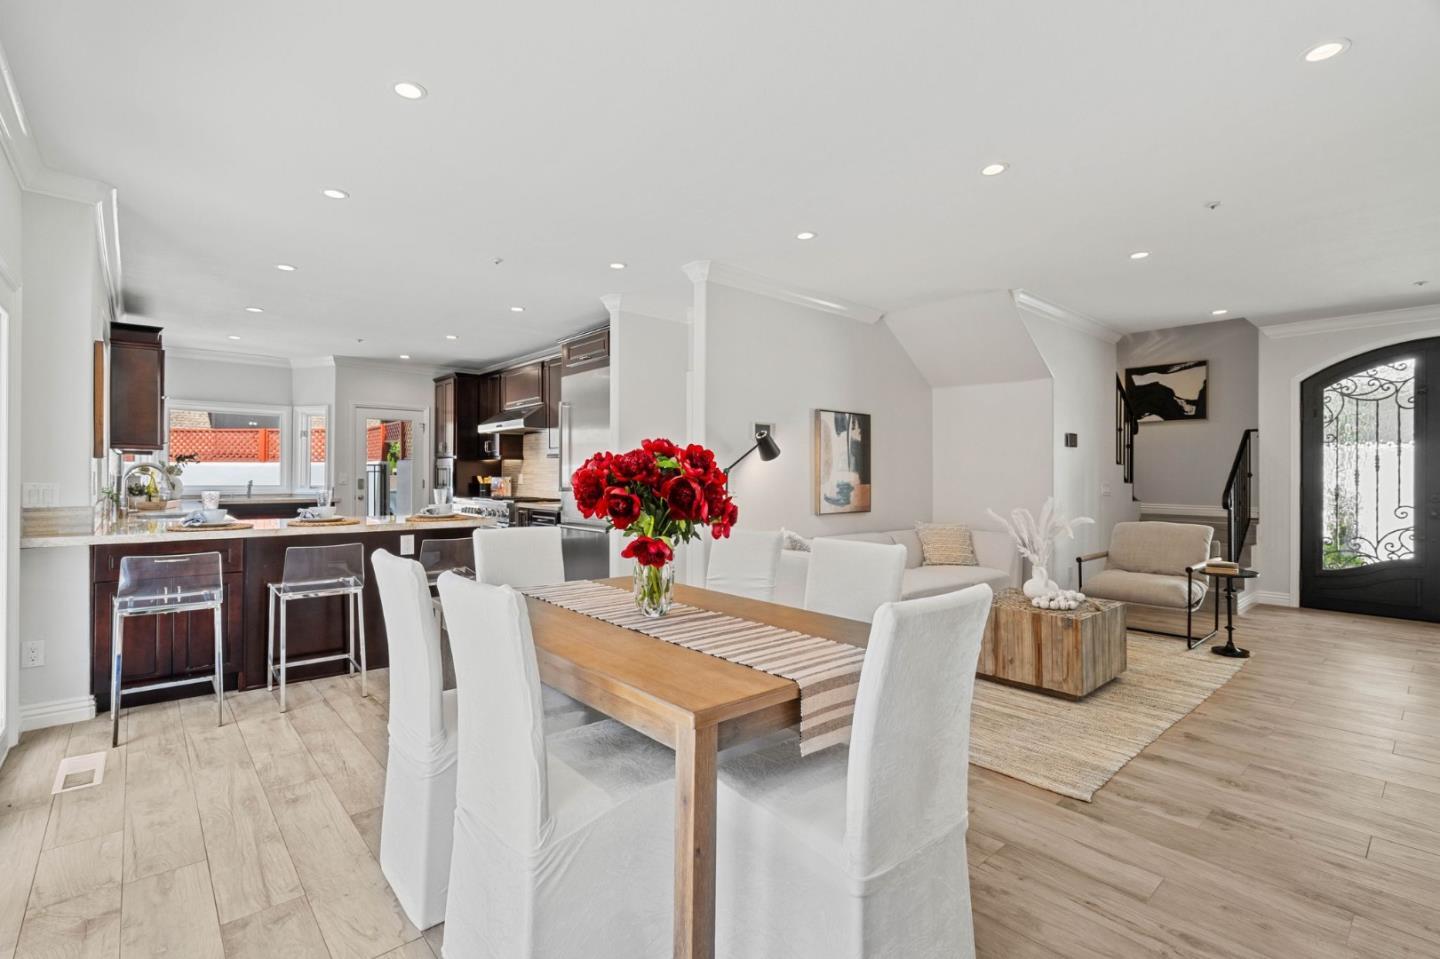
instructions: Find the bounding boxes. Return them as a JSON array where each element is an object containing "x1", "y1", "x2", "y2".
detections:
[{"x1": 1300, "y1": 338, "x2": 1438, "y2": 621}]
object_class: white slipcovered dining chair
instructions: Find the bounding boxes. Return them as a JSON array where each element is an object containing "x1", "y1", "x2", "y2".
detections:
[
  {"x1": 715, "y1": 584, "x2": 992, "y2": 959},
  {"x1": 706, "y1": 528, "x2": 784, "y2": 601},
  {"x1": 472, "y1": 526, "x2": 565, "y2": 587},
  {"x1": 372, "y1": 549, "x2": 457, "y2": 931},
  {"x1": 436, "y1": 572, "x2": 676, "y2": 958},
  {"x1": 471, "y1": 525, "x2": 601, "y2": 731},
  {"x1": 803, "y1": 537, "x2": 907, "y2": 622}
]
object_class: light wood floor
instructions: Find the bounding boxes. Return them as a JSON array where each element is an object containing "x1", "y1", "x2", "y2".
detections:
[{"x1": 0, "y1": 603, "x2": 1437, "y2": 958}]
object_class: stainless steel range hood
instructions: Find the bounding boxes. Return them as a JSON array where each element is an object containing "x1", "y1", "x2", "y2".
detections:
[{"x1": 476, "y1": 402, "x2": 546, "y2": 434}]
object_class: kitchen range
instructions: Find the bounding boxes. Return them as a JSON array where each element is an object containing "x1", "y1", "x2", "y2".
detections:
[{"x1": 435, "y1": 326, "x2": 610, "y2": 578}]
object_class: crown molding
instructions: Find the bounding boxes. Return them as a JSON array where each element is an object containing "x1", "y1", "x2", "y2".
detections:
[
  {"x1": 0, "y1": 37, "x2": 123, "y2": 314},
  {"x1": 682, "y1": 259, "x2": 884, "y2": 324},
  {"x1": 1011, "y1": 290, "x2": 1122, "y2": 344},
  {"x1": 0, "y1": 39, "x2": 109, "y2": 205},
  {"x1": 165, "y1": 346, "x2": 292, "y2": 368},
  {"x1": 289, "y1": 355, "x2": 337, "y2": 369},
  {"x1": 331, "y1": 354, "x2": 448, "y2": 377},
  {"x1": 1258, "y1": 303, "x2": 1440, "y2": 340},
  {"x1": 599, "y1": 293, "x2": 623, "y2": 318}
]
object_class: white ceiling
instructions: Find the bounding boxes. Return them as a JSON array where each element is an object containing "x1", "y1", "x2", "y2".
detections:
[{"x1": 1, "y1": 0, "x2": 1437, "y2": 366}]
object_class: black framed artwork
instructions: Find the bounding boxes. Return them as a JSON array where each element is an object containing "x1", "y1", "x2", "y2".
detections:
[{"x1": 1125, "y1": 360, "x2": 1208, "y2": 422}]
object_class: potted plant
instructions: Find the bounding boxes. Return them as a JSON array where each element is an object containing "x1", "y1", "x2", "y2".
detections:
[
  {"x1": 571, "y1": 438, "x2": 738, "y2": 617},
  {"x1": 164, "y1": 453, "x2": 199, "y2": 498}
]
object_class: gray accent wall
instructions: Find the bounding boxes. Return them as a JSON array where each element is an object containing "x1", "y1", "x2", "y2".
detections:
[{"x1": 1118, "y1": 319, "x2": 1258, "y2": 509}]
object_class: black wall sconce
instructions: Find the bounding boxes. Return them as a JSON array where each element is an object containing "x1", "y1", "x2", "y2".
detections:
[{"x1": 724, "y1": 423, "x2": 781, "y2": 473}]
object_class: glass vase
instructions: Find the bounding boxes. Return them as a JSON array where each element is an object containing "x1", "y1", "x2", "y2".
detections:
[{"x1": 633, "y1": 561, "x2": 675, "y2": 618}]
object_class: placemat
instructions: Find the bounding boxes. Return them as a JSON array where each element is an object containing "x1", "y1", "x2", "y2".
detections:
[
  {"x1": 167, "y1": 521, "x2": 254, "y2": 532},
  {"x1": 408, "y1": 512, "x2": 485, "y2": 523},
  {"x1": 290, "y1": 516, "x2": 361, "y2": 527},
  {"x1": 523, "y1": 581, "x2": 864, "y2": 755}
]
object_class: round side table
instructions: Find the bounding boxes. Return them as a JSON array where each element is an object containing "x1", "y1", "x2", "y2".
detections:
[{"x1": 1203, "y1": 566, "x2": 1258, "y2": 658}]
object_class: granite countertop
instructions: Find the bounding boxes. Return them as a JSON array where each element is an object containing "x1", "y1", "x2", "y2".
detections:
[{"x1": 20, "y1": 507, "x2": 496, "y2": 548}]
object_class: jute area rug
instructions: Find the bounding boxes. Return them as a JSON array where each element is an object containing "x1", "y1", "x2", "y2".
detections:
[{"x1": 968, "y1": 633, "x2": 1249, "y2": 801}]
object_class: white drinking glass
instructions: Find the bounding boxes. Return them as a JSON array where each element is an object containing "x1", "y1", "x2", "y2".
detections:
[
  {"x1": 431, "y1": 488, "x2": 453, "y2": 513},
  {"x1": 317, "y1": 488, "x2": 334, "y2": 508},
  {"x1": 201, "y1": 490, "x2": 221, "y2": 510}
]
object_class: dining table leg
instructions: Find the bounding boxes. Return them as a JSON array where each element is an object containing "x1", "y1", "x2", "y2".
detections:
[{"x1": 674, "y1": 722, "x2": 717, "y2": 959}]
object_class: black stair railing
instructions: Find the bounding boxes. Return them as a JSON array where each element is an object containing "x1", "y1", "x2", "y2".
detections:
[
  {"x1": 1222, "y1": 429, "x2": 1259, "y2": 563},
  {"x1": 1115, "y1": 375, "x2": 1139, "y2": 486}
]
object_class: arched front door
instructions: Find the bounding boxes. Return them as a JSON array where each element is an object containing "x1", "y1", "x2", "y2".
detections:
[{"x1": 1300, "y1": 337, "x2": 1438, "y2": 621}]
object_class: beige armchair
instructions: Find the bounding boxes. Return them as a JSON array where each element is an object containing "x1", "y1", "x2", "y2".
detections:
[{"x1": 1077, "y1": 521, "x2": 1220, "y2": 648}]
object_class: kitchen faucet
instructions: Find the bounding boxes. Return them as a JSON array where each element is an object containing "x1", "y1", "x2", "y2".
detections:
[
  {"x1": 247, "y1": 480, "x2": 254, "y2": 498},
  {"x1": 118, "y1": 462, "x2": 170, "y2": 515}
]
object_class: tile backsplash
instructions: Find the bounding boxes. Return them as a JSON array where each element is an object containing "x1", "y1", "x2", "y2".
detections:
[{"x1": 509, "y1": 431, "x2": 560, "y2": 499}]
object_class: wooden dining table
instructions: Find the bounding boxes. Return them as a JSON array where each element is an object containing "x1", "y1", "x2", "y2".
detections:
[{"x1": 525, "y1": 577, "x2": 873, "y2": 959}]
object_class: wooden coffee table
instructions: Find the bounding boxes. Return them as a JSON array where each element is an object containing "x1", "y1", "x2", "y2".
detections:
[{"x1": 978, "y1": 588, "x2": 1127, "y2": 698}]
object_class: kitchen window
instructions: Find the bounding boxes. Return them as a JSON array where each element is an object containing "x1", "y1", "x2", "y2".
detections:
[
  {"x1": 294, "y1": 405, "x2": 329, "y2": 492},
  {"x1": 165, "y1": 400, "x2": 292, "y2": 492}
]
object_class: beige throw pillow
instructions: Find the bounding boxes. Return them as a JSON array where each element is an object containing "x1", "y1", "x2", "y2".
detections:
[{"x1": 916, "y1": 523, "x2": 977, "y2": 566}]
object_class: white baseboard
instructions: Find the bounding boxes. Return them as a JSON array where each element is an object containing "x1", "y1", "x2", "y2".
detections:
[
  {"x1": 1248, "y1": 590, "x2": 1296, "y2": 608},
  {"x1": 21, "y1": 695, "x2": 97, "y2": 732}
]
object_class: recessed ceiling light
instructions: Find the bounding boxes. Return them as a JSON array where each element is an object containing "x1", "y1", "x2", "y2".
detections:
[
  {"x1": 275, "y1": 263, "x2": 297, "y2": 272},
  {"x1": 1211, "y1": 309, "x2": 1229, "y2": 316},
  {"x1": 445, "y1": 334, "x2": 458, "y2": 340},
  {"x1": 399, "y1": 354, "x2": 410, "y2": 360},
  {"x1": 510, "y1": 306, "x2": 525, "y2": 313},
  {"x1": 393, "y1": 81, "x2": 427, "y2": 100},
  {"x1": 244, "y1": 306, "x2": 264, "y2": 313},
  {"x1": 227, "y1": 335, "x2": 241, "y2": 340},
  {"x1": 1129, "y1": 251, "x2": 1150, "y2": 260},
  {"x1": 980, "y1": 163, "x2": 1008, "y2": 176},
  {"x1": 796, "y1": 231, "x2": 817, "y2": 240},
  {"x1": 609, "y1": 262, "x2": 627, "y2": 270},
  {"x1": 1303, "y1": 39, "x2": 1350, "y2": 62},
  {"x1": 322, "y1": 188, "x2": 349, "y2": 200}
]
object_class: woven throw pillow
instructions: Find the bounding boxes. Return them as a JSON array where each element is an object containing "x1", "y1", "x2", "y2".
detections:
[
  {"x1": 915, "y1": 523, "x2": 977, "y2": 566},
  {"x1": 780, "y1": 527, "x2": 813, "y2": 552}
]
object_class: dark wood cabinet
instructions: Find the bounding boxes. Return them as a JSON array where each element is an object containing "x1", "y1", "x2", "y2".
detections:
[
  {"x1": 109, "y1": 322, "x2": 165, "y2": 451},
  {"x1": 435, "y1": 376, "x2": 455, "y2": 457},
  {"x1": 545, "y1": 357, "x2": 562, "y2": 453},
  {"x1": 561, "y1": 328, "x2": 609, "y2": 371},
  {"x1": 478, "y1": 373, "x2": 502, "y2": 423},
  {"x1": 500, "y1": 362, "x2": 544, "y2": 412},
  {"x1": 91, "y1": 540, "x2": 244, "y2": 712},
  {"x1": 435, "y1": 372, "x2": 486, "y2": 459}
]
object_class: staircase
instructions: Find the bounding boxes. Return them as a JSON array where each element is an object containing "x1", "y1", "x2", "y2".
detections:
[{"x1": 1139, "y1": 428, "x2": 1259, "y2": 604}]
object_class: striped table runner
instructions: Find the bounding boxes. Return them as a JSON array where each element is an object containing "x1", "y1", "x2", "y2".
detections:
[{"x1": 523, "y1": 581, "x2": 865, "y2": 755}]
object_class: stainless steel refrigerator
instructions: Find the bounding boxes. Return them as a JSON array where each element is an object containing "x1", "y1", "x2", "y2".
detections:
[{"x1": 558, "y1": 331, "x2": 612, "y2": 579}]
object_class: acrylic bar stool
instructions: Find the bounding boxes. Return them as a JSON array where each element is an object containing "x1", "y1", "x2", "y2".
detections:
[
  {"x1": 111, "y1": 552, "x2": 226, "y2": 748},
  {"x1": 267, "y1": 542, "x2": 367, "y2": 711},
  {"x1": 418, "y1": 536, "x2": 475, "y2": 590}
]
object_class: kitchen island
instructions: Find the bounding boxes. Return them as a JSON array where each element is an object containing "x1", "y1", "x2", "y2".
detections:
[{"x1": 22, "y1": 510, "x2": 492, "y2": 712}]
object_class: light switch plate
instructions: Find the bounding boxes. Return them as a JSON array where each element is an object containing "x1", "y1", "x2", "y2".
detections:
[
  {"x1": 22, "y1": 483, "x2": 60, "y2": 508},
  {"x1": 400, "y1": 534, "x2": 415, "y2": 556}
]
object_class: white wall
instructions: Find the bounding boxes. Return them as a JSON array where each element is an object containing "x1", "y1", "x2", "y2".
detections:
[
  {"x1": 612, "y1": 309, "x2": 689, "y2": 451},
  {"x1": 932, "y1": 379, "x2": 1053, "y2": 529},
  {"x1": 1118, "y1": 318, "x2": 1259, "y2": 508},
  {"x1": 1020, "y1": 312, "x2": 1136, "y2": 587},
  {"x1": 166, "y1": 353, "x2": 294, "y2": 406},
  {"x1": 1255, "y1": 308, "x2": 1440, "y2": 605},
  {"x1": 20, "y1": 193, "x2": 107, "y2": 506},
  {"x1": 332, "y1": 359, "x2": 435, "y2": 515},
  {"x1": 695, "y1": 282, "x2": 933, "y2": 537},
  {"x1": 16, "y1": 193, "x2": 112, "y2": 727}
]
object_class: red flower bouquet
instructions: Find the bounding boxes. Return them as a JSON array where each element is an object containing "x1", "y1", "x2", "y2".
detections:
[{"x1": 572, "y1": 438, "x2": 738, "y2": 616}]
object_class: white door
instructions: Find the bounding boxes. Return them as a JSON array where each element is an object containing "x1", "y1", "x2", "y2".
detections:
[{"x1": 354, "y1": 407, "x2": 428, "y2": 518}]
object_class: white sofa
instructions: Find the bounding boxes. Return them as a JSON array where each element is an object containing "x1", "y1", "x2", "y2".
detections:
[{"x1": 772, "y1": 528, "x2": 1020, "y2": 608}]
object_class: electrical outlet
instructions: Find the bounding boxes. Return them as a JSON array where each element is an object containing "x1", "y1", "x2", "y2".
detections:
[
  {"x1": 400, "y1": 534, "x2": 415, "y2": 556},
  {"x1": 1101, "y1": 483, "x2": 1113, "y2": 498},
  {"x1": 22, "y1": 640, "x2": 45, "y2": 668}
]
